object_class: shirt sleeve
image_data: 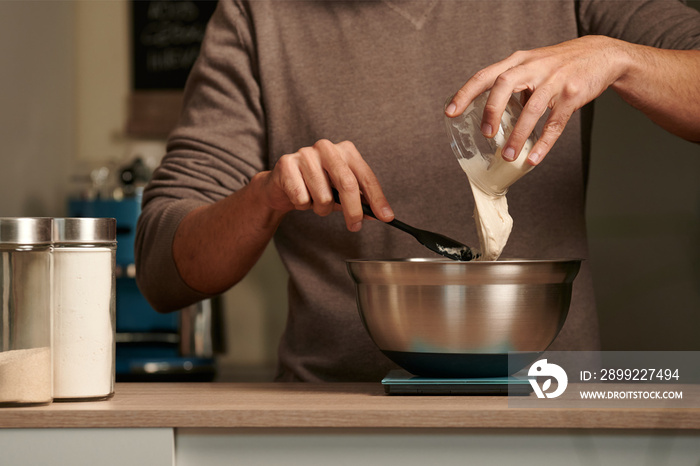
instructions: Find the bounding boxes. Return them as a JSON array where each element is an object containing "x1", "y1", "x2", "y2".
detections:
[
  {"x1": 577, "y1": 0, "x2": 700, "y2": 50},
  {"x1": 135, "y1": 0, "x2": 267, "y2": 312}
]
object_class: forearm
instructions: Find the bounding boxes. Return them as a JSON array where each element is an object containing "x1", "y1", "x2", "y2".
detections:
[
  {"x1": 172, "y1": 171, "x2": 286, "y2": 295},
  {"x1": 611, "y1": 42, "x2": 700, "y2": 142},
  {"x1": 170, "y1": 137, "x2": 394, "y2": 296}
]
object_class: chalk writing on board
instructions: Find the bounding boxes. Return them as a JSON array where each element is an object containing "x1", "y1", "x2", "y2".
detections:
[{"x1": 132, "y1": 1, "x2": 217, "y2": 90}]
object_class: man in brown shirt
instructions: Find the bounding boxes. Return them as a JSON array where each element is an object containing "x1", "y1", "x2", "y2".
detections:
[{"x1": 136, "y1": 1, "x2": 700, "y2": 381}]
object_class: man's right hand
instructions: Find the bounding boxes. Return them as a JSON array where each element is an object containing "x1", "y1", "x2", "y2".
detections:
[{"x1": 259, "y1": 139, "x2": 394, "y2": 231}]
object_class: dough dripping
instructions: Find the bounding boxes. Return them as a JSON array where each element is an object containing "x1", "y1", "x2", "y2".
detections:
[
  {"x1": 469, "y1": 181, "x2": 513, "y2": 261},
  {"x1": 459, "y1": 139, "x2": 533, "y2": 261}
]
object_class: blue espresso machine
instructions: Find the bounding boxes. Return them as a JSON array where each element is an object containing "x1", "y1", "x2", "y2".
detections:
[{"x1": 69, "y1": 192, "x2": 219, "y2": 381}]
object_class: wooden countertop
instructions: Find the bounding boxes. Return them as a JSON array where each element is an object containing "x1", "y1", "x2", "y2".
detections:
[{"x1": 1, "y1": 383, "x2": 699, "y2": 430}]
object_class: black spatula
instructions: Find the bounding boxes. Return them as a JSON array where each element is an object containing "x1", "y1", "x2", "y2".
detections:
[{"x1": 332, "y1": 188, "x2": 478, "y2": 261}]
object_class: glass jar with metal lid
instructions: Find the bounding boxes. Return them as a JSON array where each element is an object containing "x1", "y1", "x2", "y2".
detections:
[
  {"x1": 0, "y1": 217, "x2": 53, "y2": 406},
  {"x1": 52, "y1": 217, "x2": 117, "y2": 401}
]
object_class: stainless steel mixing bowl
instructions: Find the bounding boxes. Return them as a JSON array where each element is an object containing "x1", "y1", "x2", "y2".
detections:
[{"x1": 346, "y1": 258, "x2": 581, "y2": 378}]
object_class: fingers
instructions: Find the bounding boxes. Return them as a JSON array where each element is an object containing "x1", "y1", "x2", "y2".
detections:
[
  {"x1": 500, "y1": 86, "x2": 553, "y2": 164},
  {"x1": 319, "y1": 140, "x2": 365, "y2": 231},
  {"x1": 505, "y1": 83, "x2": 577, "y2": 166},
  {"x1": 444, "y1": 54, "x2": 542, "y2": 163},
  {"x1": 445, "y1": 63, "x2": 505, "y2": 119},
  {"x1": 296, "y1": 144, "x2": 334, "y2": 216},
  {"x1": 480, "y1": 83, "x2": 515, "y2": 139},
  {"x1": 526, "y1": 103, "x2": 574, "y2": 165},
  {"x1": 447, "y1": 37, "x2": 616, "y2": 166},
  {"x1": 332, "y1": 141, "x2": 394, "y2": 224},
  {"x1": 271, "y1": 139, "x2": 394, "y2": 232}
]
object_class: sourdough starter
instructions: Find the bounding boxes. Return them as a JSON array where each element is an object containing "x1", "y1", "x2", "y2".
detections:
[{"x1": 460, "y1": 139, "x2": 534, "y2": 261}]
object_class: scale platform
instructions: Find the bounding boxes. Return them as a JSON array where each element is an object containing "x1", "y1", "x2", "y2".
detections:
[{"x1": 382, "y1": 369, "x2": 533, "y2": 395}]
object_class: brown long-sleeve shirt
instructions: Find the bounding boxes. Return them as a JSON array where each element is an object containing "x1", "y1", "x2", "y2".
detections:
[{"x1": 136, "y1": 0, "x2": 700, "y2": 381}]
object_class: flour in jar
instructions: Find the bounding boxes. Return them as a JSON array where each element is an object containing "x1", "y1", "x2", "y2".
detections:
[
  {"x1": 0, "y1": 347, "x2": 52, "y2": 404},
  {"x1": 460, "y1": 138, "x2": 534, "y2": 261},
  {"x1": 53, "y1": 247, "x2": 114, "y2": 399}
]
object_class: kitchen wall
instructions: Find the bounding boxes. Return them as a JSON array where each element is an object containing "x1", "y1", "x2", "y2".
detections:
[
  {"x1": 1, "y1": 1, "x2": 698, "y2": 380},
  {"x1": 0, "y1": 0, "x2": 286, "y2": 379},
  {"x1": 0, "y1": 1, "x2": 75, "y2": 218},
  {"x1": 587, "y1": 90, "x2": 700, "y2": 351}
]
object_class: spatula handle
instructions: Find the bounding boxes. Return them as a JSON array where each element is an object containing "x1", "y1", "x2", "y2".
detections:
[{"x1": 331, "y1": 188, "x2": 415, "y2": 235}]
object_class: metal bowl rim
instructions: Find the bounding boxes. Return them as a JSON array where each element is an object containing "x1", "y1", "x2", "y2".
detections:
[{"x1": 346, "y1": 258, "x2": 583, "y2": 264}]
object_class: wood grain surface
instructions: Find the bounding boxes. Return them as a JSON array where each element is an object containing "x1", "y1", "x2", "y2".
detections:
[{"x1": 1, "y1": 383, "x2": 698, "y2": 429}]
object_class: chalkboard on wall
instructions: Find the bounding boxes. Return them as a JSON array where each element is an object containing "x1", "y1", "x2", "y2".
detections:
[{"x1": 131, "y1": 0, "x2": 218, "y2": 90}]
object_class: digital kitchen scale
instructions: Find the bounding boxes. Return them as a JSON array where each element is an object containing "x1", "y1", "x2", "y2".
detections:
[{"x1": 382, "y1": 369, "x2": 533, "y2": 395}]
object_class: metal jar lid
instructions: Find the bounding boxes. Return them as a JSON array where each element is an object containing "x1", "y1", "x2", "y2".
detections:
[
  {"x1": 0, "y1": 217, "x2": 53, "y2": 244},
  {"x1": 52, "y1": 218, "x2": 117, "y2": 244}
]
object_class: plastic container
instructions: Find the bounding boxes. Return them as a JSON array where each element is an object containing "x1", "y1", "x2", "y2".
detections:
[
  {"x1": 0, "y1": 218, "x2": 53, "y2": 406},
  {"x1": 52, "y1": 217, "x2": 117, "y2": 401},
  {"x1": 444, "y1": 91, "x2": 539, "y2": 196}
]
